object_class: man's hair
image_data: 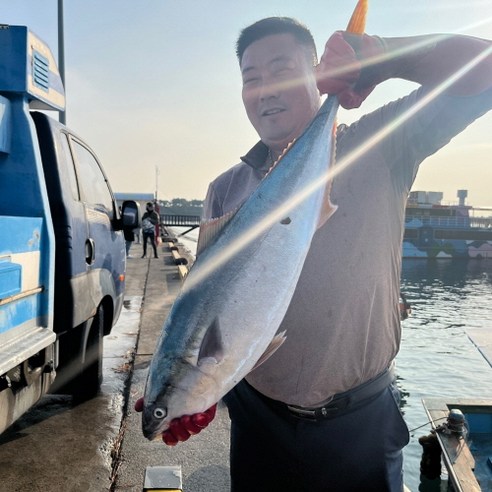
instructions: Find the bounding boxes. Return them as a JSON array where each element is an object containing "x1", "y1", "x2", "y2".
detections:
[{"x1": 236, "y1": 17, "x2": 317, "y2": 65}]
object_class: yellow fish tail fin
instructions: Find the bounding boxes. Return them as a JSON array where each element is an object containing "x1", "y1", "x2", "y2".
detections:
[{"x1": 346, "y1": 0, "x2": 368, "y2": 34}]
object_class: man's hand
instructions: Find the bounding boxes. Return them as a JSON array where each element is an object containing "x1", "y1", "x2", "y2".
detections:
[
  {"x1": 134, "y1": 397, "x2": 217, "y2": 446},
  {"x1": 316, "y1": 31, "x2": 385, "y2": 109}
]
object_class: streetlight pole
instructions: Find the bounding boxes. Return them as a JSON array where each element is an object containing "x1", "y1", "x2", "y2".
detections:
[
  {"x1": 155, "y1": 166, "x2": 160, "y2": 201},
  {"x1": 57, "y1": 0, "x2": 66, "y2": 125}
]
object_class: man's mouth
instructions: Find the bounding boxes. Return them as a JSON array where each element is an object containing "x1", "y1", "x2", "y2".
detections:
[{"x1": 262, "y1": 107, "x2": 285, "y2": 116}]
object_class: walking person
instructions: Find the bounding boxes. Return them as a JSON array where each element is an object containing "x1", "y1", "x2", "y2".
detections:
[{"x1": 141, "y1": 202, "x2": 159, "y2": 259}]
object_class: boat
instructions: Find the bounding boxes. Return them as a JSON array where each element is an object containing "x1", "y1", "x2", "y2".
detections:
[
  {"x1": 403, "y1": 190, "x2": 492, "y2": 259},
  {"x1": 418, "y1": 329, "x2": 492, "y2": 491},
  {"x1": 421, "y1": 398, "x2": 492, "y2": 491}
]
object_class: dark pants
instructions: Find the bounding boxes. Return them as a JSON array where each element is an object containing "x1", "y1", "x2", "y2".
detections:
[
  {"x1": 223, "y1": 379, "x2": 409, "y2": 492},
  {"x1": 142, "y1": 232, "x2": 158, "y2": 257}
]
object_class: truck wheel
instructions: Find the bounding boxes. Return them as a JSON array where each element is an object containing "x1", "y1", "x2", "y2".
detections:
[{"x1": 73, "y1": 306, "x2": 104, "y2": 402}]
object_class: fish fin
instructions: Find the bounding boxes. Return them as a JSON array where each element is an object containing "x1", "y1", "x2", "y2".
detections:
[
  {"x1": 317, "y1": 122, "x2": 338, "y2": 230},
  {"x1": 196, "y1": 210, "x2": 237, "y2": 255},
  {"x1": 197, "y1": 317, "x2": 224, "y2": 366},
  {"x1": 317, "y1": 192, "x2": 338, "y2": 230},
  {"x1": 264, "y1": 139, "x2": 297, "y2": 177},
  {"x1": 346, "y1": 0, "x2": 368, "y2": 34},
  {"x1": 251, "y1": 331, "x2": 287, "y2": 371},
  {"x1": 196, "y1": 140, "x2": 300, "y2": 256},
  {"x1": 197, "y1": 140, "x2": 298, "y2": 256}
]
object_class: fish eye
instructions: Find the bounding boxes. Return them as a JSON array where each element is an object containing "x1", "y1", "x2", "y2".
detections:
[{"x1": 153, "y1": 407, "x2": 167, "y2": 419}]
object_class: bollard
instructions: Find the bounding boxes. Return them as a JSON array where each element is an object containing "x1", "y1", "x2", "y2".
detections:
[{"x1": 143, "y1": 465, "x2": 183, "y2": 491}]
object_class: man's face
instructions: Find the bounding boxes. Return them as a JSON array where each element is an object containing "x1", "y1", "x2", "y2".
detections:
[{"x1": 240, "y1": 33, "x2": 321, "y2": 154}]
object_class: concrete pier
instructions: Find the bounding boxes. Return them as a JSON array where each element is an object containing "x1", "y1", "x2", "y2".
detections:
[{"x1": 114, "y1": 235, "x2": 231, "y2": 492}]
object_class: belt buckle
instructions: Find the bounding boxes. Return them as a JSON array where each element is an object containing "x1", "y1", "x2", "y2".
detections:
[
  {"x1": 287, "y1": 405, "x2": 317, "y2": 420},
  {"x1": 320, "y1": 405, "x2": 340, "y2": 418},
  {"x1": 287, "y1": 404, "x2": 340, "y2": 420}
]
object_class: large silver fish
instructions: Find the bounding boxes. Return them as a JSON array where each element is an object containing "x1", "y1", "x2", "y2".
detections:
[{"x1": 142, "y1": 96, "x2": 338, "y2": 440}]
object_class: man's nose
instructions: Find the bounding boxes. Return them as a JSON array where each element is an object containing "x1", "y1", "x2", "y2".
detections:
[{"x1": 258, "y1": 78, "x2": 281, "y2": 101}]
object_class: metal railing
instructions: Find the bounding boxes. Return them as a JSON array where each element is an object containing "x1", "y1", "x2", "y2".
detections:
[
  {"x1": 160, "y1": 214, "x2": 201, "y2": 237},
  {"x1": 160, "y1": 214, "x2": 201, "y2": 226},
  {"x1": 406, "y1": 213, "x2": 492, "y2": 229}
]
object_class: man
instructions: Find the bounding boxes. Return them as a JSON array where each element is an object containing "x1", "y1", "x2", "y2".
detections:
[
  {"x1": 141, "y1": 202, "x2": 159, "y2": 259},
  {"x1": 137, "y1": 17, "x2": 492, "y2": 491}
]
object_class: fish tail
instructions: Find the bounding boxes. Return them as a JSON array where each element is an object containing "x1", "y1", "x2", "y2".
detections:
[{"x1": 346, "y1": 0, "x2": 368, "y2": 34}]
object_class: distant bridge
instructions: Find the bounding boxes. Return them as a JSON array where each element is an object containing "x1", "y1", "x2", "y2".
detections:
[{"x1": 160, "y1": 214, "x2": 201, "y2": 236}]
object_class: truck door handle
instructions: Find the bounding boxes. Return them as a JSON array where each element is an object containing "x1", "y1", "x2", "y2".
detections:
[{"x1": 85, "y1": 238, "x2": 95, "y2": 265}]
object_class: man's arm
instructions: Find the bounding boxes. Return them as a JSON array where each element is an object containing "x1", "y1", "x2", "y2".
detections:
[{"x1": 317, "y1": 32, "x2": 492, "y2": 108}]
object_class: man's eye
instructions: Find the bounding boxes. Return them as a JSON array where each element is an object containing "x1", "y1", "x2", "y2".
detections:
[
  {"x1": 275, "y1": 67, "x2": 292, "y2": 77},
  {"x1": 243, "y1": 77, "x2": 259, "y2": 85}
]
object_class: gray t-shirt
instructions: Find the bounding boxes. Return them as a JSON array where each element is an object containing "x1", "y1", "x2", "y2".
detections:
[{"x1": 202, "y1": 86, "x2": 492, "y2": 407}]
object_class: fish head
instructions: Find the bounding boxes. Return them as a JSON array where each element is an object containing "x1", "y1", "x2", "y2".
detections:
[
  {"x1": 141, "y1": 355, "x2": 221, "y2": 441},
  {"x1": 141, "y1": 392, "x2": 173, "y2": 441},
  {"x1": 141, "y1": 380, "x2": 218, "y2": 440}
]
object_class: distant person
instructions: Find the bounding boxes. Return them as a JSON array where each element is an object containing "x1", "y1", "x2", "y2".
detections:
[
  {"x1": 141, "y1": 202, "x2": 159, "y2": 259},
  {"x1": 124, "y1": 228, "x2": 134, "y2": 258}
]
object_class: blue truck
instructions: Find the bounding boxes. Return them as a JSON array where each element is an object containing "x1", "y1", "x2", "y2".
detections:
[{"x1": 0, "y1": 25, "x2": 138, "y2": 434}]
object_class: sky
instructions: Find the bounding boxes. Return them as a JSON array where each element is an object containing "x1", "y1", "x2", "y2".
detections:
[{"x1": 1, "y1": 0, "x2": 491, "y2": 206}]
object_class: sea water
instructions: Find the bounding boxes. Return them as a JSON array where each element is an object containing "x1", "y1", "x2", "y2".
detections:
[
  {"x1": 399, "y1": 259, "x2": 492, "y2": 491},
  {"x1": 168, "y1": 227, "x2": 492, "y2": 491}
]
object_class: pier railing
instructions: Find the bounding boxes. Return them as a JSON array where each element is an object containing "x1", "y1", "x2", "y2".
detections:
[
  {"x1": 160, "y1": 214, "x2": 201, "y2": 236},
  {"x1": 160, "y1": 214, "x2": 201, "y2": 226}
]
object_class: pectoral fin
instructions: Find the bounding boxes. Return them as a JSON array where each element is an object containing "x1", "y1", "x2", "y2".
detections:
[
  {"x1": 198, "y1": 317, "x2": 224, "y2": 366},
  {"x1": 251, "y1": 331, "x2": 287, "y2": 371}
]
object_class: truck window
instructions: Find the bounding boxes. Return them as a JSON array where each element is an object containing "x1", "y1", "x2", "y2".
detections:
[
  {"x1": 60, "y1": 133, "x2": 80, "y2": 200},
  {"x1": 71, "y1": 140, "x2": 114, "y2": 217}
]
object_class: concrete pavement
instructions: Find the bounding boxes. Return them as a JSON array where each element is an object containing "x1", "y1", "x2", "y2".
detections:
[{"x1": 114, "y1": 238, "x2": 231, "y2": 492}]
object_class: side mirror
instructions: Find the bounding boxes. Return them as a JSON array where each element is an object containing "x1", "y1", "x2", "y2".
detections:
[{"x1": 121, "y1": 200, "x2": 140, "y2": 229}]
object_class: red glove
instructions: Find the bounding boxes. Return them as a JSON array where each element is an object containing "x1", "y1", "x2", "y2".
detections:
[
  {"x1": 316, "y1": 31, "x2": 386, "y2": 109},
  {"x1": 134, "y1": 397, "x2": 217, "y2": 446}
]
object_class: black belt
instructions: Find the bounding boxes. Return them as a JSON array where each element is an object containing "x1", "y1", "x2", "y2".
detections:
[{"x1": 286, "y1": 364, "x2": 395, "y2": 421}]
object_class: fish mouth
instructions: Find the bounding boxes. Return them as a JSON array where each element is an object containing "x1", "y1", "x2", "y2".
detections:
[
  {"x1": 144, "y1": 430, "x2": 164, "y2": 441},
  {"x1": 143, "y1": 421, "x2": 169, "y2": 441}
]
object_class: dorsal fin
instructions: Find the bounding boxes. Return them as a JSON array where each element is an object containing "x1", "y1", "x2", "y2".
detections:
[
  {"x1": 196, "y1": 210, "x2": 237, "y2": 256},
  {"x1": 196, "y1": 141, "x2": 297, "y2": 257}
]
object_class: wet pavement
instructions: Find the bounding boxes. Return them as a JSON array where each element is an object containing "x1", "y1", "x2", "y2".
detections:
[
  {"x1": 0, "y1": 252, "x2": 143, "y2": 491},
  {"x1": 0, "y1": 239, "x2": 231, "y2": 492},
  {"x1": 114, "y1": 240, "x2": 231, "y2": 492}
]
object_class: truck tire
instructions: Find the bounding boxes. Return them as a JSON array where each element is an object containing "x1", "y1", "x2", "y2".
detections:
[{"x1": 72, "y1": 306, "x2": 104, "y2": 402}]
